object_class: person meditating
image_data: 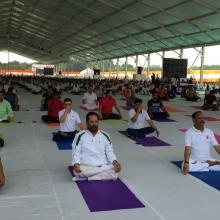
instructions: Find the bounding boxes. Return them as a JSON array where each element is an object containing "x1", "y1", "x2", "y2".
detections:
[
  {"x1": 72, "y1": 112, "x2": 121, "y2": 181},
  {"x1": 183, "y1": 111, "x2": 220, "y2": 175},
  {"x1": 81, "y1": 85, "x2": 98, "y2": 110},
  {"x1": 185, "y1": 86, "x2": 201, "y2": 101},
  {"x1": 127, "y1": 98, "x2": 159, "y2": 138},
  {"x1": 99, "y1": 89, "x2": 122, "y2": 120},
  {"x1": 42, "y1": 92, "x2": 64, "y2": 123},
  {"x1": 147, "y1": 91, "x2": 169, "y2": 119},
  {"x1": 202, "y1": 90, "x2": 219, "y2": 111},
  {"x1": 0, "y1": 90, "x2": 13, "y2": 122},
  {"x1": 53, "y1": 98, "x2": 84, "y2": 142}
]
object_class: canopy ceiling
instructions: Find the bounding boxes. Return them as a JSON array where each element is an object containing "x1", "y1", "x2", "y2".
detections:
[{"x1": 1, "y1": 0, "x2": 220, "y2": 63}]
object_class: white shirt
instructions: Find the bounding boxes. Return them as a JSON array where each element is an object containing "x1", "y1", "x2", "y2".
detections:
[
  {"x1": 128, "y1": 109, "x2": 150, "y2": 129},
  {"x1": 58, "y1": 109, "x2": 81, "y2": 132},
  {"x1": 83, "y1": 92, "x2": 97, "y2": 105},
  {"x1": 72, "y1": 130, "x2": 117, "y2": 166},
  {"x1": 185, "y1": 127, "x2": 218, "y2": 162}
]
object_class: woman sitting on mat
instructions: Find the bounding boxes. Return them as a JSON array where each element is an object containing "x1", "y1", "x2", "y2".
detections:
[
  {"x1": 185, "y1": 86, "x2": 201, "y2": 101},
  {"x1": 202, "y1": 90, "x2": 219, "y2": 111}
]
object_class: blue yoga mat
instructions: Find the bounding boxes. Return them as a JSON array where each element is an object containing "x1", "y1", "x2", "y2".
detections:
[
  {"x1": 172, "y1": 161, "x2": 220, "y2": 191},
  {"x1": 55, "y1": 140, "x2": 72, "y2": 150},
  {"x1": 68, "y1": 166, "x2": 145, "y2": 212}
]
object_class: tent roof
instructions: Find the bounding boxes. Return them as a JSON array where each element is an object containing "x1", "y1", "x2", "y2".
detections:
[{"x1": 1, "y1": 0, "x2": 220, "y2": 63}]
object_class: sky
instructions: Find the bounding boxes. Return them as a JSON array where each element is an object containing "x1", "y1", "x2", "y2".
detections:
[
  {"x1": 0, "y1": 51, "x2": 37, "y2": 64},
  {"x1": 1, "y1": 44, "x2": 220, "y2": 67}
]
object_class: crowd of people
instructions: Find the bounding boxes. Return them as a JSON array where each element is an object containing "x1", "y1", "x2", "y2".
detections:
[{"x1": 0, "y1": 75, "x2": 220, "y2": 186}]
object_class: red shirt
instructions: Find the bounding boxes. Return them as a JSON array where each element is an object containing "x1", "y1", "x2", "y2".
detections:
[
  {"x1": 100, "y1": 96, "x2": 116, "y2": 114},
  {"x1": 47, "y1": 99, "x2": 64, "y2": 117}
]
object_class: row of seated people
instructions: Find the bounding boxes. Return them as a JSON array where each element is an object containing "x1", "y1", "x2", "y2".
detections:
[
  {"x1": 51, "y1": 98, "x2": 220, "y2": 181},
  {"x1": 0, "y1": 99, "x2": 220, "y2": 184},
  {"x1": 1, "y1": 109, "x2": 220, "y2": 184}
]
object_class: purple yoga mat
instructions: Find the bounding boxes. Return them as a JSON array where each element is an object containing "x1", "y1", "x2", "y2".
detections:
[
  {"x1": 77, "y1": 179, "x2": 145, "y2": 212},
  {"x1": 119, "y1": 131, "x2": 171, "y2": 147},
  {"x1": 154, "y1": 118, "x2": 176, "y2": 122},
  {"x1": 68, "y1": 166, "x2": 145, "y2": 212}
]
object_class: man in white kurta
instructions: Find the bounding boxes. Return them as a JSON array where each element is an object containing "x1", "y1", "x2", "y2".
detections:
[
  {"x1": 81, "y1": 85, "x2": 98, "y2": 110},
  {"x1": 183, "y1": 111, "x2": 220, "y2": 174},
  {"x1": 72, "y1": 112, "x2": 121, "y2": 181}
]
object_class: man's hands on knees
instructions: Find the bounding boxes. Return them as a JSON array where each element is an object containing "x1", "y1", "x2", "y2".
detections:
[
  {"x1": 73, "y1": 163, "x2": 81, "y2": 173},
  {"x1": 112, "y1": 160, "x2": 121, "y2": 173},
  {"x1": 183, "y1": 162, "x2": 189, "y2": 175},
  {"x1": 206, "y1": 160, "x2": 220, "y2": 166}
]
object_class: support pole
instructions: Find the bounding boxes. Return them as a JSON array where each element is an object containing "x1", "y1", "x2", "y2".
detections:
[
  {"x1": 125, "y1": 56, "x2": 128, "y2": 78},
  {"x1": 200, "y1": 46, "x2": 205, "y2": 82},
  {"x1": 116, "y1": 58, "x2": 119, "y2": 78},
  {"x1": 180, "y1": 48, "x2": 183, "y2": 59},
  {"x1": 135, "y1": 54, "x2": 138, "y2": 69},
  {"x1": 147, "y1": 53, "x2": 150, "y2": 80}
]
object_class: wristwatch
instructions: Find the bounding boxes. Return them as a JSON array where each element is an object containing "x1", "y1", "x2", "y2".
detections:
[{"x1": 184, "y1": 161, "x2": 189, "y2": 164}]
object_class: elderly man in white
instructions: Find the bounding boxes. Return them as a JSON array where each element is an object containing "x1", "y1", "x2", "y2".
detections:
[
  {"x1": 72, "y1": 112, "x2": 121, "y2": 181},
  {"x1": 183, "y1": 111, "x2": 220, "y2": 175}
]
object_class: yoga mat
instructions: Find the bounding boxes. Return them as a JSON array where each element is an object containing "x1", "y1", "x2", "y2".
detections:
[
  {"x1": 103, "y1": 119, "x2": 127, "y2": 125},
  {"x1": 80, "y1": 106, "x2": 99, "y2": 111},
  {"x1": 119, "y1": 131, "x2": 171, "y2": 147},
  {"x1": 47, "y1": 123, "x2": 60, "y2": 127},
  {"x1": 154, "y1": 118, "x2": 176, "y2": 122},
  {"x1": 172, "y1": 161, "x2": 220, "y2": 191},
  {"x1": 68, "y1": 166, "x2": 145, "y2": 212},
  {"x1": 164, "y1": 105, "x2": 184, "y2": 112},
  {"x1": 185, "y1": 115, "x2": 220, "y2": 122},
  {"x1": 55, "y1": 140, "x2": 72, "y2": 150},
  {"x1": 179, "y1": 128, "x2": 220, "y2": 144}
]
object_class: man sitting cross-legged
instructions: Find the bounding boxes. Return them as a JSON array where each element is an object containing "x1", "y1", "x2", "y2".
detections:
[
  {"x1": 53, "y1": 98, "x2": 85, "y2": 142},
  {"x1": 0, "y1": 90, "x2": 13, "y2": 122},
  {"x1": 147, "y1": 91, "x2": 169, "y2": 120},
  {"x1": 99, "y1": 89, "x2": 122, "y2": 120},
  {"x1": 183, "y1": 111, "x2": 220, "y2": 175},
  {"x1": 81, "y1": 85, "x2": 98, "y2": 110},
  {"x1": 127, "y1": 98, "x2": 159, "y2": 138},
  {"x1": 72, "y1": 112, "x2": 121, "y2": 181},
  {"x1": 41, "y1": 92, "x2": 64, "y2": 123}
]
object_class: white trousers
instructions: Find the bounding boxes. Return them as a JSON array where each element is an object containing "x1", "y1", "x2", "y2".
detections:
[
  {"x1": 81, "y1": 103, "x2": 98, "y2": 110},
  {"x1": 182, "y1": 159, "x2": 220, "y2": 172},
  {"x1": 74, "y1": 164, "x2": 118, "y2": 181}
]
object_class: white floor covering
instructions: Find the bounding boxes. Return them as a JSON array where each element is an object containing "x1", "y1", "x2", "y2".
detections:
[{"x1": 0, "y1": 88, "x2": 220, "y2": 220}]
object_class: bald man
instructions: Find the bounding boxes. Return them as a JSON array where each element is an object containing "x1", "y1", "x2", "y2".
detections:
[{"x1": 183, "y1": 111, "x2": 220, "y2": 175}]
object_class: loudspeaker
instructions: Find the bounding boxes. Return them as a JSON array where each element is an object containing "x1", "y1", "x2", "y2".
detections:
[
  {"x1": 162, "y1": 58, "x2": 187, "y2": 78},
  {"x1": 94, "y1": 69, "x2": 100, "y2": 75},
  {"x1": 59, "y1": 71, "x2": 62, "y2": 75},
  {"x1": 137, "y1": 66, "x2": 143, "y2": 75}
]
